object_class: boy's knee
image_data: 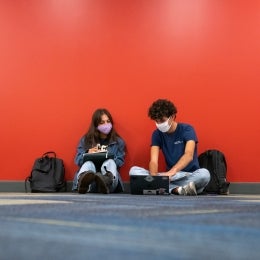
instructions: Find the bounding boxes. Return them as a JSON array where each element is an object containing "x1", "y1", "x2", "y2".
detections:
[
  {"x1": 201, "y1": 168, "x2": 211, "y2": 184},
  {"x1": 129, "y1": 166, "x2": 148, "y2": 176},
  {"x1": 129, "y1": 166, "x2": 138, "y2": 176}
]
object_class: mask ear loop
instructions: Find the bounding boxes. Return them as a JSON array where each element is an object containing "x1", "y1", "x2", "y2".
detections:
[
  {"x1": 169, "y1": 114, "x2": 177, "y2": 131},
  {"x1": 168, "y1": 116, "x2": 173, "y2": 128}
]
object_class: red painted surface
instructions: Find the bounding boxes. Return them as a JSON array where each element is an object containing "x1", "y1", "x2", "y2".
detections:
[{"x1": 0, "y1": 0, "x2": 259, "y2": 182}]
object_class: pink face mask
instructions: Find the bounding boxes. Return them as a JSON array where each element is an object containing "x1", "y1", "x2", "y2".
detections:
[{"x1": 97, "y1": 123, "x2": 112, "y2": 134}]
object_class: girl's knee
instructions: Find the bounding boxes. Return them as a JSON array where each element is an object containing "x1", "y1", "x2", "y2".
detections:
[
  {"x1": 78, "y1": 161, "x2": 96, "y2": 175},
  {"x1": 83, "y1": 160, "x2": 96, "y2": 169},
  {"x1": 102, "y1": 159, "x2": 117, "y2": 173}
]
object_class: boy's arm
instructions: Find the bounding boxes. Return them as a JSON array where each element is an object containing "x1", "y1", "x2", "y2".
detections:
[
  {"x1": 149, "y1": 146, "x2": 160, "y2": 176},
  {"x1": 161, "y1": 140, "x2": 195, "y2": 177}
]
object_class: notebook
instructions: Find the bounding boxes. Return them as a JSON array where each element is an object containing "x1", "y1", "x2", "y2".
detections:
[
  {"x1": 83, "y1": 152, "x2": 114, "y2": 171},
  {"x1": 130, "y1": 175, "x2": 170, "y2": 195}
]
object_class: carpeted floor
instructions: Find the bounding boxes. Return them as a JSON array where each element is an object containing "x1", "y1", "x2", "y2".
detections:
[{"x1": 0, "y1": 193, "x2": 259, "y2": 260}]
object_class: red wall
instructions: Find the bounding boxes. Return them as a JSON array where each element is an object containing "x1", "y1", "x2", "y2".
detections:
[{"x1": 0, "y1": 0, "x2": 259, "y2": 182}]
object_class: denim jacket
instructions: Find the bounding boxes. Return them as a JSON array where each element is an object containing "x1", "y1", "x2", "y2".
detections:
[
  {"x1": 74, "y1": 136, "x2": 125, "y2": 168},
  {"x1": 73, "y1": 136, "x2": 126, "y2": 192}
]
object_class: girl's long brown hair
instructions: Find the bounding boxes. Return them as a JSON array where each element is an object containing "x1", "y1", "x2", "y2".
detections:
[{"x1": 83, "y1": 108, "x2": 121, "y2": 149}]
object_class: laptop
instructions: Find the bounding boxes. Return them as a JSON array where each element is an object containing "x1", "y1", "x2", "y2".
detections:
[
  {"x1": 130, "y1": 175, "x2": 170, "y2": 195},
  {"x1": 83, "y1": 152, "x2": 114, "y2": 171}
]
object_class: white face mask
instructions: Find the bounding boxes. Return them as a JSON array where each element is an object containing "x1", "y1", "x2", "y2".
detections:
[{"x1": 156, "y1": 117, "x2": 172, "y2": 133}]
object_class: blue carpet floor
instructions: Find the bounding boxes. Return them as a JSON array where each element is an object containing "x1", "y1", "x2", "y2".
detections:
[{"x1": 0, "y1": 193, "x2": 259, "y2": 260}]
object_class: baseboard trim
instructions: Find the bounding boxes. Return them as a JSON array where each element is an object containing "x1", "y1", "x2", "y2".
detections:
[
  {"x1": 0, "y1": 181, "x2": 259, "y2": 194},
  {"x1": 228, "y1": 182, "x2": 260, "y2": 195}
]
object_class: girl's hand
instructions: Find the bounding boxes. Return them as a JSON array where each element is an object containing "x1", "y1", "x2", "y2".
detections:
[{"x1": 88, "y1": 146, "x2": 99, "y2": 153}]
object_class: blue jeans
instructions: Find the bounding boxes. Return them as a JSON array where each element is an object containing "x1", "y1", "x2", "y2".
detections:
[
  {"x1": 73, "y1": 159, "x2": 120, "y2": 192},
  {"x1": 129, "y1": 166, "x2": 210, "y2": 194}
]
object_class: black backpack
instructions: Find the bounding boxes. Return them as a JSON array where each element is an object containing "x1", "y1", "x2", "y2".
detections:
[
  {"x1": 198, "y1": 149, "x2": 230, "y2": 195},
  {"x1": 25, "y1": 151, "x2": 66, "y2": 192}
]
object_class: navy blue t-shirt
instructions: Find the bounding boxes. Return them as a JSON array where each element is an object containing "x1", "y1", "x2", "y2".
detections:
[{"x1": 151, "y1": 123, "x2": 200, "y2": 172}]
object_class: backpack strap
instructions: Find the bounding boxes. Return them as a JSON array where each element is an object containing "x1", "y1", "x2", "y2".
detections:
[
  {"x1": 42, "y1": 151, "x2": 56, "y2": 158},
  {"x1": 210, "y1": 150, "x2": 227, "y2": 187},
  {"x1": 213, "y1": 150, "x2": 221, "y2": 188}
]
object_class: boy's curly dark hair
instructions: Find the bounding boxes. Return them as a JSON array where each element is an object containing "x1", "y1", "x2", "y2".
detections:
[{"x1": 148, "y1": 99, "x2": 177, "y2": 120}]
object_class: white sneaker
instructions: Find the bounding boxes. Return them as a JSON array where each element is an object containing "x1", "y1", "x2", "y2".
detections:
[{"x1": 179, "y1": 181, "x2": 197, "y2": 196}]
